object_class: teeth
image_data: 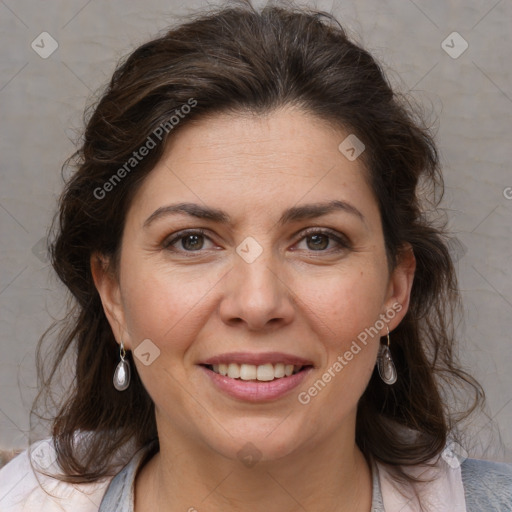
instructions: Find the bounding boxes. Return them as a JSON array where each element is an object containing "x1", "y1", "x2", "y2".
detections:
[
  {"x1": 209, "y1": 362, "x2": 304, "y2": 381},
  {"x1": 274, "y1": 363, "x2": 285, "y2": 378},
  {"x1": 240, "y1": 364, "x2": 257, "y2": 380},
  {"x1": 227, "y1": 363, "x2": 240, "y2": 378},
  {"x1": 256, "y1": 363, "x2": 274, "y2": 381}
]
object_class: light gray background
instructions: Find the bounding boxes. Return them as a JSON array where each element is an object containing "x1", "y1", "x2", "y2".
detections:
[{"x1": 0, "y1": 0, "x2": 511, "y2": 461}]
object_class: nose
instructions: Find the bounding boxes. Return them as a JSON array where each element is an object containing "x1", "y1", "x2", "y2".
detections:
[{"x1": 218, "y1": 249, "x2": 295, "y2": 332}]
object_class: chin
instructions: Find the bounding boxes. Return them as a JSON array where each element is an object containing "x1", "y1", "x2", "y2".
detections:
[{"x1": 205, "y1": 423, "x2": 305, "y2": 465}]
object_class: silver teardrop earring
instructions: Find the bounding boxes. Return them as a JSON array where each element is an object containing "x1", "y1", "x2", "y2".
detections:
[
  {"x1": 377, "y1": 325, "x2": 397, "y2": 385},
  {"x1": 113, "y1": 339, "x2": 131, "y2": 391}
]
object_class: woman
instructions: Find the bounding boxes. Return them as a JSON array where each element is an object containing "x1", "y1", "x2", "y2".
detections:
[{"x1": 1, "y1": 1, "x2": 511, "y2": 511}]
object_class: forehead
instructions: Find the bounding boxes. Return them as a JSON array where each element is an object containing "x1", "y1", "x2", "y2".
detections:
[
  {"x1": 126, "y1": 107, "x2": 380, "y2": 229},
  {"x1": 164, "y1": 108, "x2": 361, "y2": 175}
]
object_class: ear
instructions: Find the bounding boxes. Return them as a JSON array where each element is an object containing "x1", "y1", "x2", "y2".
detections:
[
  {"x1": 381, "y1": 243, "x2": 416, "y2": 333},
  {"x1": 90, "y1": 253, "x2": 130, "y2": 349}
]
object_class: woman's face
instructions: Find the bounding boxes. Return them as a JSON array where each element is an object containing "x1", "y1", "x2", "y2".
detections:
[{"x1": 94, "y1": 107, "x2": 415, "y2": 462}]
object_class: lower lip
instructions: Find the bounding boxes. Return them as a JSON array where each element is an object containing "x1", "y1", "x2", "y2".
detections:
[{"x1": 200, "y1": 365, "x2": 313, "y2": 402}]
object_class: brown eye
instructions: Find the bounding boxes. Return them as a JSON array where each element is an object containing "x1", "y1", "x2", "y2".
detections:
[
  {"x1": 163, "y1": 229, "x2": 214, "y2": 253},
  {"x1": 306, "y1": 233, "x2": 330, "y2": 251},
  {"x1": 180, "y1": 233, "x2": 205, "y2": 251},
  {"x1": 295, "y1": 228, "x2": 351, "y2": 253}
]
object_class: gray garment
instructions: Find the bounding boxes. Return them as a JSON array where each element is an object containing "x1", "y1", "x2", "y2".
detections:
[
  {"x1": 98, "y1": 443, "x2": 512, "y2": 511},
  {"x1": 461, "y1": 457, "x2": 512, "y2": 510}
]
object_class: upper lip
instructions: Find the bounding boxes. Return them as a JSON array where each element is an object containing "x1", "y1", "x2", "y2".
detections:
[{"x1": 200, "y1": 352, "x2": 314, "y2": 367}]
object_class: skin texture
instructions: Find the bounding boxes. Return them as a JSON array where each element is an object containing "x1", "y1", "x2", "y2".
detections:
[{"x1": 92, "y1": 106, "x2": 416, "y2": 512}]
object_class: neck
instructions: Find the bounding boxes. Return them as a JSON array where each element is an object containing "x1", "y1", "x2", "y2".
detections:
[{"x1": 135, "y1": 427, "x2": 373, "y2": 512}]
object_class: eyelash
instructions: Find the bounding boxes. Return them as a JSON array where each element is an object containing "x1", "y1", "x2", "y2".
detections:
[{"x1": 162, "y1": 228, "x2": 352, "y2": 256}]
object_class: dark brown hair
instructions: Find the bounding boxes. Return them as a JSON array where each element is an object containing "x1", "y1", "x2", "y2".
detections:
[{"x1": 32, "y1": 0, "x2": 485, "y2": 491}]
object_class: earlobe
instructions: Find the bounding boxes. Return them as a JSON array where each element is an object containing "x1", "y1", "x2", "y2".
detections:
[
  {"x1": 90, "y1": 253, "x2": 126, "y2": 344},
  {"x1": 384, "y1": 244, "x2": 416, "y2": 330}
]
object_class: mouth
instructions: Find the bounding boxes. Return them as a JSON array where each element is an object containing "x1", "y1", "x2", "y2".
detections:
[
  {"x1": 198, "y1": 352, "x2": 315, "y2": 401},
  {"x1": 200, "y1": 363, "x2": 313, "y2": 382},
  {"x1": 199, "y1": 361, "x2": 314, "y2": 402}
]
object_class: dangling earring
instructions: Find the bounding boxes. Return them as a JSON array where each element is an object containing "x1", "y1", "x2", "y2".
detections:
[
  {"x1": 377, "y1": 325, "x2": 397, "y2": 385},
  {"x1": 113, "y1": 339, "x2": 131, "y2": 391}
]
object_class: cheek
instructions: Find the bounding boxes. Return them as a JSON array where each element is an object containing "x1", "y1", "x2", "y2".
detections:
[
  {"x1": 119, "y1": 256, "x2": 218, "y2": 351},
  {"x1": 119, "y1": 263, "x2": 217, "y2": 408},
  {"x1": 295, "y1": 264, "x2": 387, "y2": 345},
  {"x1": 293, "y1": 268, "x2": 385, "y2": 413},
  {"x1": 293, "y1": 261, "x2": 388, "y2": 398}
]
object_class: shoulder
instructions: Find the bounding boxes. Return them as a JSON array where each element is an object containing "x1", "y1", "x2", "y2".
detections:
[
  {"x1": 0, "y1": 438, "x2": 112, "y2": 512},
  {"x1": 460, "y1": 457, "x2": 512, "y2": 511}
]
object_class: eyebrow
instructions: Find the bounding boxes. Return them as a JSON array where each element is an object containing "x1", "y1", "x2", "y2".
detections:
[{"x1": 143, "y1": 200, "x2": 366, "y2": 229}]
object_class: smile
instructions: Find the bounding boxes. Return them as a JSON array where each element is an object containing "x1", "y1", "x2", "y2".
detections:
[
  {"x1": 205, "y1": 363, "x2": 308, "y2": 381},
  {"x1": 200, "y1": 363, "x2": 314, "y2": 402}
]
